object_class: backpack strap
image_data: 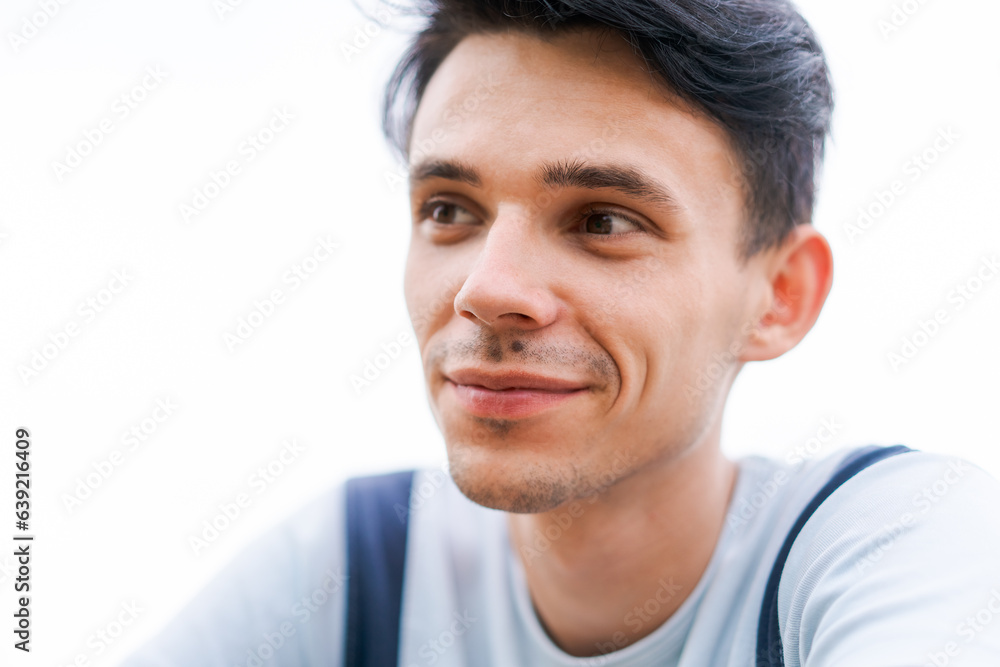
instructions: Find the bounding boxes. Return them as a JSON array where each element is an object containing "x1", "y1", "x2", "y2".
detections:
[
  {"x1": 755, "y1": 444, "x2": 913, "y2": 666},
  {"x1": 344, "y1": 469, "x2": 416, "y2": 667}
]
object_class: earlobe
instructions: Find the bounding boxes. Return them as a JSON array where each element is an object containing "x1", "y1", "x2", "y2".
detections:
[{"x1": 739, "y1": 225, "x2": 833, "y2": 362}]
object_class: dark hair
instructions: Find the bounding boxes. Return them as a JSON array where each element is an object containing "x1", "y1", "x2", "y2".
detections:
[{"x1": 380, "y1": 0, "x2": 834, "y2": 259}]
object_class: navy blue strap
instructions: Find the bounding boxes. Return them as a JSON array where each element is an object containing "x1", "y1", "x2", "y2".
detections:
[
  {"x1": 755, "y1": 445, "x2": 913, "y2": 666},
  {"x1": 344, "y1": 469, "x2": 416, "y2": 667}
]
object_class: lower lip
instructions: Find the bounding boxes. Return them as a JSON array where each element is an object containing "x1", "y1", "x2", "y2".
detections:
[{"x1": 445, "y1": 380, "x2": 587, "y2": 419}]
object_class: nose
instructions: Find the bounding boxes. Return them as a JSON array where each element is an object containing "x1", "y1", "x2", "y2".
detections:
[{"x1": 453, "y1": 211, "x2": 560, "y2": 331}]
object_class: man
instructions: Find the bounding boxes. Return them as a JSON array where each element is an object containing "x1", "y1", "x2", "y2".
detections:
[{"x1": 123, "y1": 1, "x2": 1000, "y2": 665}]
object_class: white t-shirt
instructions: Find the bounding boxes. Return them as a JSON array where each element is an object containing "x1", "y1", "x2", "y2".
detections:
[{"x1": 121, "y1": 446, "x2": 1000, "y2": 666}]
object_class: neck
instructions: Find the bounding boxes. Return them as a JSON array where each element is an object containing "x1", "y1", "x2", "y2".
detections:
[{"x1": 506, "y1": 436, "x2": 738, "y2": 657}]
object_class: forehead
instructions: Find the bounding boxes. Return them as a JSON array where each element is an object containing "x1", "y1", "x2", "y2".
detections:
[
  {"x1": 410, "y1": 30, "x2": 744, "y2": 238},
  {"x1": 408, "y1": 28, "x2": 744, "y2": 220}
]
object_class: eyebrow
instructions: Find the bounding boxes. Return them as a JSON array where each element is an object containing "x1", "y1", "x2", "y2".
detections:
[
  {"x1": 410, "y1": 159, "x2": 482, "y2": 188},
  {"x1": 409, "y1": 157, "x2": 682, "y2": 211},
  {"x1": 537, "y1": 159, "x2": 680, "y2": 210}
]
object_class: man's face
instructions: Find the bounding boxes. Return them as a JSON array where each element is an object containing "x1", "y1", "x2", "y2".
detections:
[{"x1": 404, "y1": 28, "x2": 769, "y2": 513}]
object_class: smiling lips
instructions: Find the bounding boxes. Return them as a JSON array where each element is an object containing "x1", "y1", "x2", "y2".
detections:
[{"x1": 443, "y1": 368, "x2": 589, "y2": 419}]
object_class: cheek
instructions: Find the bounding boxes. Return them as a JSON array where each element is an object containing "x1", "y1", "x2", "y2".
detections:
[
  {"x1": 402, "y1": 251, "x2": 423, "y2": 337},
  {"x1": 664, "y1": 291, "x2": 748, "y2": 414},
  {"x1": 404, "y1": 247, "x2": 465, "y2": 345},
  {"x1": 579, "y1": 256, "x2": 668, "y2": 330},
  {"x1": 403, "y1": 248, "x2": 437, "y2": 345},
  {"x1": 624, "y1": 271, "x2": 719, "y2": 394},
  {"x1": 574, "y1": 269, "x2": 703, "y2": 412}
]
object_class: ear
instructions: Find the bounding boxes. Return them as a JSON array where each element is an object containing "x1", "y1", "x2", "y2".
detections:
[{"x1": 739, "y1": 224, "x2": 833, "y2": 362}]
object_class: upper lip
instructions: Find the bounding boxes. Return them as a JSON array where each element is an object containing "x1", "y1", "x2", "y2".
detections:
[{"x1": 444, "y1": 368, "x2": 588, "y2": 392}]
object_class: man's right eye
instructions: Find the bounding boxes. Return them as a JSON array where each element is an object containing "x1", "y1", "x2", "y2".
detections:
[{"x1": 419, "y1": 200, "x2": 478, "y2": 225}]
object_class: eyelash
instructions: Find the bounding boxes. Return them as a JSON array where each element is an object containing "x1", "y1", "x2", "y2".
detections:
[{"x1": 417, "y1": 199, "x2": 648, "y2": 240}]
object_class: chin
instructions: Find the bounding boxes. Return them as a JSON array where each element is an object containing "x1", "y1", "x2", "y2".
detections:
[{"x1": 444, "y1": 439, "x2": 579, "y2": 514}]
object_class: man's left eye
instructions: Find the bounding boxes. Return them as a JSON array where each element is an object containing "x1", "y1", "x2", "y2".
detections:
[{"x1": 581, "y1": 209, "x2": 643, "y2": 236}]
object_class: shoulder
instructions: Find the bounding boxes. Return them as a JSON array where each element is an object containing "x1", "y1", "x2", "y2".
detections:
[
  {"x1": 778, "y1": 449, "x2": 1000, "y2": 666},
  {"x1": 122, "y1": 478, "x2": 354, "y2": 666},
  {"x1": 786, "y1": 449, "x2": 1000, "y2": 577}
]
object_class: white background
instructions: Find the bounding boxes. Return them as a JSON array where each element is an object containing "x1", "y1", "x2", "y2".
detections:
[{"x1": 0, "y1": 0, "x2": 997, "y2": 664}]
